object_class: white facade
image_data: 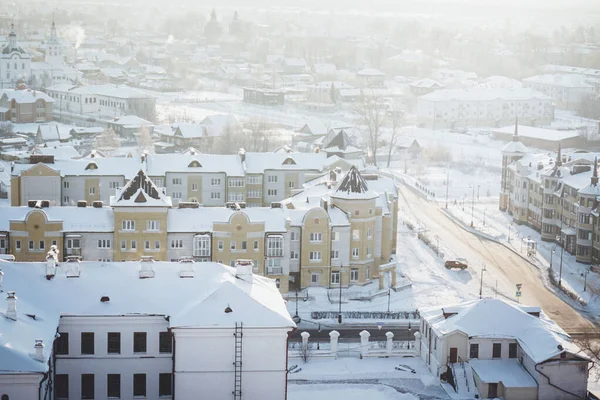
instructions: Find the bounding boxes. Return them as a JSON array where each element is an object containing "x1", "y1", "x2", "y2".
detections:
[
  {"x1": 522, "y1": 74, "x2": 594, "y2": 110},
  {"x1": 416, "y1": 89, "x2": 554, "y2": 129},
  {"x1": 0, "y1": 26, "x2": 32, "y2": 89}
]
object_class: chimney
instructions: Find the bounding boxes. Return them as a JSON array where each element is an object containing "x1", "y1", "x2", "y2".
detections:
[
  {"x1": 92, "y1": 201, "x2": 103, "y2": 208},
  {"x1": 28, "y1": 200, "x2": 37, "y2": 208},
  {"x1": 234, "y1": 259, "x2": 253, "y2": 280},
  {"x1": 77, "y1": 200, "x2": 87, "y2": 208},
  {"x1": 6, "y1": 291, "x2": 16, "y2": 320},
  {"x1": 238, "y1": 148, "x2": 246, "y2": 163},
  {"x1": 321, "y1": 198, "x2": 328, "y2": 211},
  {"x1": 65, "y1": 258, "x2": 81, "y2": 278},
  {"x1": 34, "y1": 339, "x2": 44, "y2": 362},
  {"x1": 139, "y1": 258, "x2": 155, "y2": 279},
  {"x1": 271, "y1": 202, "x2": 282, "y2": 209},
  {"x1": 179, "y1": 258, "x2": 195, "y2": 278},
  {"x1": 41, "y1": 200, "x2": 50, "y2": 208},
  {"x1": 46, "y1": 255, "x2": 56, "y2": 280}
]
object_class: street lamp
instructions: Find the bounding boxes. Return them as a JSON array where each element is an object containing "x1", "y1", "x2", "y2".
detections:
[
  {"x1": 445, "y1": 164, "x2": 450, "y2": 209},
  {"x1": 556, "y1": 234, "x2": 565, "y2": 288},
  {"x1": 338, "y1": 267, "x2": 346, "y2": 324},
  {"x1": 387, "y1": 287, "x2": 391, "y2": 313},
  {"x1": 292, "y1": 289, "x2": 301, "y2": 324},
  {"x1": 479, "y1": 263, "x2": 487, "y2": 299},
  {"x1": 483, "y1": 209, "x2": 486, "y2": 226},
  {"x1": 508, "y1": 223, "x2": 513, "y2": 242},
  {"x1": 550, "y1": 245, "x2": 556, "y2": 272}
]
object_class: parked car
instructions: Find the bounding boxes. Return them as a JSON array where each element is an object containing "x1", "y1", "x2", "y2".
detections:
[{"x1": 444, "y1": 258, "x2": 468, "y2": 270}]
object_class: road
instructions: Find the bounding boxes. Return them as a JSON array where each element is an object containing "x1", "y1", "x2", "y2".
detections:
[
  {"x1": 398, "y1": 184, "x2": 592, "y2": 333},
  {"x1": 290, "y1": 327, "x2": 417, "y2": 343}
]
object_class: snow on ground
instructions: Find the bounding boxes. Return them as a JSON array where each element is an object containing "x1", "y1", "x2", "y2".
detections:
[{"x1": 288, "y1": 384, "x2": 419, "y2": 400}]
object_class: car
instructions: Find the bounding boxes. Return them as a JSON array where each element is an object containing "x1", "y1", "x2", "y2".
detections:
[{"x1": 444, "y1": 258, "x2": 468, "y2": 270}]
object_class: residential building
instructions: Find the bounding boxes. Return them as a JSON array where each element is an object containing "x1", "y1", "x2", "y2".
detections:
[
  {"x1": 0, "y1": 166, "x2": 398, "y2": 293},
  {"x1": 45, "y1": 84, "x2": 156, "y2": 121},
  {"x1": 160, "y1": 114, "x2": 238, "y2": 150},
  {"x1": 356, "y1": 68, "x2": 386, "y2": 88},
  {"x1": 0, "y1": 87, "x2": 54, "y2": 123},
  {"x1": 107, "y1": 115, "x2": 154, "y2": 138},
  {"x1": 491, "y1": 124, "x2": 583, "y2": 151},
  {"x1": 35, "y1": 123, "x2": 71, "y2": 143},
  {"x1": 0, "y1": 24, "x2": 32, "y2": 89},
  {"x1": 416, "y1": 88, "x2": 554, "y2": 129},
  {"x1": 243, "y1": 88, "x2": 285, "y2": 106},
  {"x1": 408, "y1": 78, "x2": 445, "y2": 96},
  {"x1": 0, "y1": 260, "x2": 294, "y2": 400},
  {"x1": 522, "y1": 74, "x2": 594, "y2": 110},
  {"x1": 419, "y1": 298, "x2": 590, "y2": 400}
]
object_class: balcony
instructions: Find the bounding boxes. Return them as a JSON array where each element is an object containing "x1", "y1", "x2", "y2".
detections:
[
  {"x1": 193, "y1": 249, "x2": 210, "y2": 257},
  {"x1": 65, "y1": 248, "x2": 82, "y2": 256},
  {"x1": 266, "y1": 267, "x2": 283, "y2": 276},
  {"x1": 267, "y1": 249, "x2": 284, "y2": 257}
]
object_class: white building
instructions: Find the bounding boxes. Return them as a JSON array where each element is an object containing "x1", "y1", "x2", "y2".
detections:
[
  {"x1": 0, "y1": 259, "x2": 294, "y2": 400},
  {"x1": 0, "y1": 24, "x2": 32, "y2": 89},
  {"x1": 522, "y1": 74, "x2": 594, "y2": 110},
  {"x1": 419, "y1": 298, "x2": 590, "y2": 400},
  {"x1": 416, "y1": 88, "x2": 554, "y2": 129}
]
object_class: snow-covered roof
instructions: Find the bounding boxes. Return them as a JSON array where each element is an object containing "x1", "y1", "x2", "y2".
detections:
[
  {"x1": 419, "y1": 88, "x2": 552, "y2": 102},
  {"x1": 167, "y1": 207, "x2": 289, "y2": 233},
  {"x1": 0, "y1": 206, "x2": 114, "y2": 232},
  {"x1": 0, "y1": 260, "x2": 294, "y2": 373},
  {"x1": 409, "y1": 78, "x2": 444, "y2": 89},
  {"x1": 146, "y1": 153, "x2": 244, "y2": 176},
  {"x1": 37, "y1": 123, "x2": 72, "y2": 141},
  {"x1": 109, "y1": 115, "x2": 153, "y2": 127},
  {"x1": 12, "y1": 158, "x2": 141, "y2": 178},
  {"x1": 419, "y1": 298, "x2": 583, "y2": 364},
  {"x1": 111, "y1": 169, "x2": 172, "y2": 207},
  {"x1": 0, "y1": 89, "x2": 54, "y2": 104},
  {"x1": 46, "y1": 84, "x2": 155, "y2": 99},
  {"x1": 523, "y1": 74, "x2": 593, "y2": 88},
  {"x1": 244, "y1": 152, "x2": 327, "y2": 174},
  {"x1": 332, "y1": 166, "x2": 378, "y2": 200},
  {"x1": 34, "y1": 145, "x2": 80, "y2": 160},
  {"x1": 470, "y1": 359, "x2": 537, "y2": 387},
  {"x1": 495, "y1": 125, "x2": 580, "y2": 142},
  {"x1": 357, "y1": 68, "x2": 385, "y2": 77}
]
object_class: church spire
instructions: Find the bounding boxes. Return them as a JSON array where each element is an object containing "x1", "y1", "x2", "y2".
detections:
[{"x1": 592, "y1": 157, "x2": 599, "y2": 186}]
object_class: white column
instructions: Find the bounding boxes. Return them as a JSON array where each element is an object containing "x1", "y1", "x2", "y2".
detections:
[
  {"x1": 386, "y1": 331, "x2": 394, "y2": 356},
  {"x1": 34, "y1": 339, "x2": 44, "y2": 362},
  {"x1": 46, "y1": 255, "x2": 56, "y2": 278},
  {"x1": 329, "y1": 330, "x2": 340, "y2": 358},
  {"x1": 359, "y1": 330, "x2": 370, "y2": 358},
  {"x1": 301, "y1": 331, "x2": 310, "y2": 350},
  {"x1": 6, "y1": 291, "x2": 16, "y2": 320},
  {"x1": 414, "y1": 331, "x2": 422, "y2": 354}
]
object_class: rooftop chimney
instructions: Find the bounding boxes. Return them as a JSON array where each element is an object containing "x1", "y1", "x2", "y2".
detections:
[
  {"x1": 34, "y1": 339, "x2": 44, "y2": 362},
  {"x1": 28, "y1": 200, "x2": 37, "y2": 208},
  {"x1": 139, "y1": 258, "x2": 155, "y2": 279},
  {"x1": 65, "y1": 258, "x2": 81, "y2": 278},
  {"x1": 92, "y1": 201, "x2": 103, "y2": 208},
  {"x1": 45, "y1": 255, "x2": 56, "y2": 280},
  {"x1": 234, "y1": 259, "x2": 253, "y2": 280},
  {"x1": 179, "y1": 258, "x2": 195, "y2": 278},
  {"x1": 77, "y1": 200, "x2": 87, "y2": 208},
  {"x1": 238, "y1": 148, "x2": 246, "y2": 163},
  {"x1": 6, "y1": 291, "x2": 16, "y2": 320}
]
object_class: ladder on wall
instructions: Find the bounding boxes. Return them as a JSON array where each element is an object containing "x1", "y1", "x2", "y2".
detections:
[{"x1": 233, "y1": 322, "x2": 243, "y2": 400}]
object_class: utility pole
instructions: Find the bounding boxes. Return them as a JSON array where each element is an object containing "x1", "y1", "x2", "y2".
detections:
[
  {"x1": 479, "y1": 263, "x2": 486, "y2": 299},
  {"x1": 338, "y1": 267, "x2": 344, "y2": 324},
  {"x1": 387, "y1": 287, "x2": 391, "y2": 313},
  {"x1": 558, "y1": 192, "x2": 565, "y2": 288},
  {"x1": 470, "y1": 184, "x2": 475, "y2": 227},
  {"x1": 445, "y1": 164, "x2": 450, "y2": 209}
]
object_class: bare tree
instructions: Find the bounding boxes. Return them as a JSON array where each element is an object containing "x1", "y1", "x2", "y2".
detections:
[
  {"x1": 214, "y1": 124, "x2": 243, "y2": 154},
  {"x1": 0, "y1": 122, "x2": 13, "y2": 136},
  {"x1": 383, "y1": 110, "x2": 404, "y2": 167},
  {"x1": 95, "y1": 128, "x2": 119, "y2": 155},
  {"x1": 137, "y1": 125, "x2": 155, "y2": 154},
  {"x1": 243, "y1": 118, "x2": 273, "y2": 152},
  {"x1": 355, "y1": 91, "x2": 387, "y2": 166}
]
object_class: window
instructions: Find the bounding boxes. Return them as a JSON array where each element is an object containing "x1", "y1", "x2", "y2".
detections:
[
  {"x1": 97, "y1": 239, "x2": 111, "y2": 249},
  {"x1": 229, "y1": 178, "x2": 244, "y2": 187},
  {"x1": 107, "y1": 332, "x2": 120, "y2": 354},
  {"x1": 247, "y1": 190, "x2": 262, "y2": 198},
  {"x1": 218, "y1": 240, "x2": 224, "y2": 251},
  {"x1": 352, "y1": 248, "x2": 359, "y2": 258},
  {"x1": 191, "y1": 183, "x2": 198, "y2": 192},
  {"x1": 54, "y1": 332, "x2": 69, "y2": 355},
  {"x1": 310, "y1": 232, "x2": 322, "y2": 242},
  {"x1": 311, "y1": 273, "x2": 319, "y2": 284},
  {"x1": 122, "y1": 220, "x2": 135, "y2": 231},
  {"x1": 252, "y1": 260, "x2": 259, "y2": 272},
  {"x1": 267, "y1": 236, "x2": 284, "y2": 257},
  {"x1": 81, "y1": 374, "x2": 94, "y2": 399},
  {"x1": 470, "y1": 343, "x2": 479, "y2": 359},
  {"x1": 159, "y1": 373, "x2": 172, "y2": 397},
  {"x1": 159, "y1": 332, "x2": 172, "y2": 353},
  {"x1": 332, "y1": 231, "x2": 340, "y2": 241},
  {"x1": 89, "y1": 187, "x2": 96, "y2": 195},
  {"x1": 193, "y1": 235, "x2": 210, "y2": 257},
  {"x1": 211, "y1": 178, "x2": 221, "y2": 186},
  {"x1": 144, "y1": 240, "x2": 150, "y2": 250},
  {"x1": 367, "y1": 228, "x2": 372, "y2": 239},
  {"x1": 172, "y1": 192, "x2": 182, "y2": 199},
  {"x1": 230, "y1": 240, "x2": 236, "y2": 250},
  {"x1": 146, "y1": 220, "x2": 160, "y2": 231},
  {"x1": 63, "y1": 181, "x2": 70, "y2": 189},
  {"x1": 67, "y1": 238, "x2": 80, "y2": 249},
  {"x1": 309, "y1": 251, "x2": 321, "y2": 261},
  {"x1": 331, "y1": 271, "x2": 340, "y2": 284},
  {"x1": 241, "y1": 241, "x2": 247, "y2": 250},
  {"x1": 331, "y1": 250, "x2": 339, "y2": 260},
  {"x1": 107, "y1": 374, "x2": 120, "y2": 398},
  {"x1": 29, "y1": 240, "x2": 34, "y2": 250},
  {"x1": 39, "y1": 240, "x2": 45, "y2": 250},
  {"x1": 509, "y1": 343, "x2": 517, "y2": 359},
  {"x1": 288, "y1": 181, "x2": 295, "y2": 188},
  {"x1": 267, "y1": 189, "x2": 278, "y2": 196},
  {"x1": 247, "y1": 175, "x2": 262, "y2": 185},
  {"x1": 133, "y1": 332, "x2": 147, "y2": 353},
  {"x1": 267, "y1": 175, "x2": 278, "y2": 183},
  {"x1": 133, "y1": 374, "x2": 146, "y2": 397},
  {"x1": 291, "y1": 231, "x2": 299, "y2": 241},
  {"x1": 366, "y1": 247, "x2": 372, "y2": 257},
  {"x1": 55, "y1": 374, "x2": 68, "y2": 399},
  {"x1": 15, "y1": 240, "x2": 20, "y2": 251},
  {"x1": 211, "y1": 192, "x2": 221, "y2": 199},
  {"x1": 291, "y1": 250, "x2": 299, "y2": 259},
  {"x1": 109, "y1": 181, "x2": 120, "y2": 189},
  {"x1": 352, "y1": 229, "x2": 360, "y2": 240},
  {"x1": 172, "y1": 178, "x2": 182, "y2": 185},
  {"x1": 170, "y1": 239, "x2": 183, "y2": 249},
  {"x1": 81, "y1": 332, "x2": 94, "y2": 355},
  {"x1": 350, "y1": 268, "x2": 359, "y2": 281},
  {"x1": 253, "y1": 240, "x2": 259, "y2": 250},
  {"x1": 131, "y1": 240, "x2": 137, "y2": 250},
  {"x1": 155, "y1": 241, "x2": 160, "y2": 250},
  {"x1": 492, "y1": 343, "x2": 502, "y2": 358},
  {"x1": 120, "y1": 240, "x2": 126, "y2": 250},
  {"x1": 366, "y1": 267, "x2": 370, "y2": 280}
]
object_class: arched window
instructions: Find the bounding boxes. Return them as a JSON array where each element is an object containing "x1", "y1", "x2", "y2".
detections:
[{"x1": 2, "y1": 394, "x2": 9, "y2": 400}]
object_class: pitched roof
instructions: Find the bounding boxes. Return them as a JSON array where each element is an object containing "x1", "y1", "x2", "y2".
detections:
[
  {"x1": 0, "y1": 261, "x2": 294, "y2": 373},
  {"x1": 110, "y1": 169, "x2": 172, "y2": 207},
  {"x1": 332, "y1": 166, "x2": 378, "y2": 200}
]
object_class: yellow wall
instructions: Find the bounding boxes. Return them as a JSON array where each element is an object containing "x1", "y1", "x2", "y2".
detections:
[
  {"x1": 85, "y1": 178, "x2": 101, "y2": 203},
  {"x1": 10, "y1": 210, "x2": 63, "y2": 261},
  {"x1": 113, "y1": 209, "x2": 168, "y2": 261},
  {"x1": 300, "y1": 208, "x2": 331, "y2": 287},
  {"x1": 188, "y1": 175, "x2": 202, "y2": 203},
  {"x1": 10, "y1": 176, "x2": 20, "y2": 206}
]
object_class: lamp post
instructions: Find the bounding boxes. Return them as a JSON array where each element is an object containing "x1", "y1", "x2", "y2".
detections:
[
  {"x1": 292, "y1": 289, "x2": 301, "y2": 324},
  {"x1": 479, "y1": 263, "x2": 487, "y2": 299},
  {"x1": 338, "y1": 267, "x2": 345, "y2": 324},
  {"x1": 387, "y1": 287, "x2": 391, "y2": 313},
  {"x1": 477, "y1": 184, "x2": 481, "y2": 200},
  {"x1": 557, "y1": 192, "x2": 566, "y2": 288},
  {"x1": 508, "y1": 223, "x2": 513, "y2": 242},
  {"x1": 470, "y1": 184, "x2": 475, "y2": 227},
  {"x1": 550, "y1": 245, "x2": 556, "y2": 273},
  {"x1": 583, "y1": 268, "x2": 590, "y2": 292}
]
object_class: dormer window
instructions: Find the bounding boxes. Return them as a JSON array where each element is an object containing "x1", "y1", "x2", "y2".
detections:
[
  {"x1": 188, "y1": 160, "x2": 202, "y2": 168},
  {"x1": 282, "y1": 157, "x2": 296, "y2": 165},
  {"x1": 85, "y1": 162, "x2": 98, "y2": 170}
]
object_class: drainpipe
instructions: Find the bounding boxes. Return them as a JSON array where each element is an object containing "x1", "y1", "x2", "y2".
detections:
[
  {"x1": 535, "y1": 360, "x2": 585, "y2": 399},
  {"x1": 171, "y1": 327, "x2": 176, "y2": 400}
]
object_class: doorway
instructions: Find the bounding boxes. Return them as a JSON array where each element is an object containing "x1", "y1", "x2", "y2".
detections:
[
  {"x1": 488, "y1": 383, "x2": 498, "y2": 398},
  {"x1": 449, "y1": 347, "x2": 458, "y2": 363}
]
